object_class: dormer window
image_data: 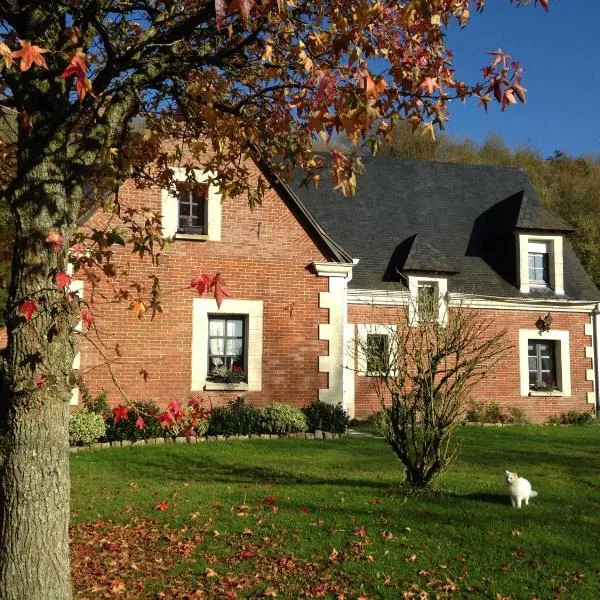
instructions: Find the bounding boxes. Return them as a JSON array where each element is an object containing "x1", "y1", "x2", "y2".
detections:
[
  {"x1": 407, "y1": 276, "x2": 448, "y2": 326},
  {"x1": 518, "y1": 234, "x2": 564, "y2": 295},
  {"x1": 527, "y1": 241, "x2": 550, "y2": 286},
  {"x1": 177, "y1": 183, "x2": 208, "y2": 235},
  {"x1": 417, "y1": 283, "x2": 439, "y2": 322}
]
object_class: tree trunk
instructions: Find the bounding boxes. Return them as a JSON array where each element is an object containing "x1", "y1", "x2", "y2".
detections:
[
  {"x1": 0, "y1": 401, "x2": 71, "y2": 599},
  {"x1": 0, "y1": 134, "x2": 77, "y2": 599}
]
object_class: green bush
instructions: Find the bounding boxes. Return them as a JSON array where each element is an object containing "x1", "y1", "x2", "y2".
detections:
[
  {"x1": 206, "y1": 396, "x2": 260, "y2": 436},
  {"x1": 104, "y1": 400, "x2": 164, "y2": 442},
  {"x1": 547, "y1": 410, "x2": 596, "y2": 425},
  {"x1": 257, "y1": 403, "x2": 307, "y2": 434},
  {"x1": 82, "y1": 389, "x2": 110, "y2": 416},
  {"x1": 302, "y1": 401, "x2": 349, "y2": 433},
  {"x1": 464, "y1": 401, "x2": 525, "y2": 424},
  {"x1": 69, "y1": 409, "x2": 106, "y2": 446}
]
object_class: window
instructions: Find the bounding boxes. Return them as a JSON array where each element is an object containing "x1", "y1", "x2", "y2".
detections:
[
  {"x1": 418, "y1": 283, "x2": 438, "y2": 322},
  {"x1": 528, "y1": 340, "x2": 557, "y2": 390},
  {"x1": 407, "y1": 276, "x2": 447, "y2": 326},
  {"x1": 191, "y1": 298, "x2": 263, "y2": 391},
  {"x1": 366, "y1": 333, "x2": 389, "y2": 373},
  {"x1": 518, "y1": 235, "x2": 564, "y2": 295},
  {"x1": 518, "y1": 329, "x2": 570, "y2": 396},
  {"x1": 208, "y1": 316, "x2": 246, "y2": 379},
  {"x1": 177, "y1": 183, "x2": 207, "y2": 234},
  {"x1": 161, "y1": 168, "x2": 222, "y2": 241},
  {"x1": 528, "y1": 242, "x2": 549, "y2": 285}
]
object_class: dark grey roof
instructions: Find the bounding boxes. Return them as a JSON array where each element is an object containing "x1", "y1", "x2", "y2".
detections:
[
  {"x1": 516, "y1": 191, "x2": 575, "y2": 233},
  {"x1": 292, "y1": 157, "x2": 599, "y2": 301}
]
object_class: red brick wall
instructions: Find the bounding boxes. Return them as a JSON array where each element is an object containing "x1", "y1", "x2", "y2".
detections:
[
  {"x1": 79, "y1": 174, "x2": 329, "y2": 409},
  {"x1": 348, "y1": 304, "x2": 595, "y2": 423}
]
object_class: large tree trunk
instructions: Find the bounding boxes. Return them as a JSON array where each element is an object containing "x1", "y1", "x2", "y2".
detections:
[{"x1": 0, "y1": 132, "x2": 77, "y2": 599}]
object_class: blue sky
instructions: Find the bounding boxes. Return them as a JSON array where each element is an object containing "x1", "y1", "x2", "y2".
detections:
[{"x1": 441, "y1": 1, "x2": 599, "y2": 158}]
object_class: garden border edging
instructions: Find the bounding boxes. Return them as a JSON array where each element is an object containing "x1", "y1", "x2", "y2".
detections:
[{"x1": 69, "y1": 430, "x2": 347, "y2": 452}]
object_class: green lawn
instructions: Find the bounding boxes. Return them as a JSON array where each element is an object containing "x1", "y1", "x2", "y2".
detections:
[{"x1": 70, "y1": 426, "x2": 600, "y2": 599}]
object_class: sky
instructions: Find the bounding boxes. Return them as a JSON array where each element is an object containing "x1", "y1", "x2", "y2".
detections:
[{"x1": 441, "y1": 0, "x2": 600, "y2": 158}]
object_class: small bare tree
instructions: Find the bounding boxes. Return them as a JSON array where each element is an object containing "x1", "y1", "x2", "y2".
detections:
[{"x1": 358, "y1": 298, "x2": 508, "y2": 488}]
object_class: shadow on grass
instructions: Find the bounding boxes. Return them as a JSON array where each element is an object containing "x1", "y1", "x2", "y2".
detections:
[{"x1": 461, "y1": 492, "x2": 508, "y2": 505}]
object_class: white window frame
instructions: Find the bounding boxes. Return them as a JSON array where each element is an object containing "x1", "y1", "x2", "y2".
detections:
[
  {"x1": 357, "y1": 324, "x2": 397, "y2": 376},
  {"x1": 191, "y1": 298, "x2": 263, "y2": 391},
  {"x1": 518, "y1": 234, "x2": 564, "y2": 295},
  {"x1": 161, "y1": 167, "x2": 222, "y2": 241},
  {"x1": 407, "y1": 275, "x2": 448, "y2": 326},
  {"x1": 518, "y1": 329, "x2": 571, "y2": 397}
]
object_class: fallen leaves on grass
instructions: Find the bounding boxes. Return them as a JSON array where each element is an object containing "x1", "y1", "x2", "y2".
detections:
[{"x1": 72, "y1": 520, "x2": 364, "y2": 599}]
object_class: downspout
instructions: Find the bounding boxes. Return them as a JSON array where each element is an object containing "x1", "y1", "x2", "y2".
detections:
[{"x1": 593, "y1": 303, "x2": 600, "y2": 416}]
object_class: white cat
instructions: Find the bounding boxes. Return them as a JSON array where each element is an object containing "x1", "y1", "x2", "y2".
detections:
[{"x1": 505, "y1": 470, "x2": 538, "y2": 509}]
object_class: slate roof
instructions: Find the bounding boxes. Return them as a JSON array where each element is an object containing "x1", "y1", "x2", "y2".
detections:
[{"x1": 291, "y1": 157, "x2": 600, "y2": 301}]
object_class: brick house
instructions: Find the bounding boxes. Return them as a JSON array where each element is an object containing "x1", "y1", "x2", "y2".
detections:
[{"x1": 4, "y1": 157, "x2": 598, "y2": 422}]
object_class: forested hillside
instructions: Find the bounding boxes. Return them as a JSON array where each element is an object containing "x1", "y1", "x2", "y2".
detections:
[{"x1": 377, "y1": 124, "x2": 600, "y2": 291}]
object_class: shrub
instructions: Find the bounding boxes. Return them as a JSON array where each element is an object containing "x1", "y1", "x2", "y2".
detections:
[
  {"x1": 302, "y1": 401, "x2": 349, "y2": 434},
  {"x1": 465, "y1": 401, "x2": 524, "y2": 424},
  {"x1": 506, "y1": 407, "x2": 529, "y2": 425},
  {"x1": 206, "y1": 396, "x2": 260, "y2": 436},
  {"x1": 104, "y1": 400, "x2": 164, "y2": 442},
  {"x1": 69, "y1": 410, "x2": 106, "y2": 446},
  {"x1": 257, "y1": 403, "x2": 307, "y2": 434},
  {"x1": 171, "y1": 404, "x2": 209, "y2": 438},
  {"x1": 547, "y1": 410, "x2": 596, "y2": 425},
  {"x1": 82, "y1": 389, "x2": 109, "y2": 416}
]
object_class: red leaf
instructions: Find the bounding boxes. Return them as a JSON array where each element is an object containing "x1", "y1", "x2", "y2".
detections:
[
  {"x1": 238, "y1": 550, "x2": 257, "y2": 560},
  {"x1": 112, "y1": 404, "x2": 129, "y2": 425},
  {"x1": 354, "y1": 526, "x2": 366, "y2": 537},
  {"x1": 539, "y1": 0, "x2": 549, "y2": 12},
  {"x1": 46, "y1": 231, "x2": 64, "y2": 252},
  {"x1": 155, "y1": 500, "x2": 169, "y2": 511},
  {"x1": 135, "y1": 416, "x2": 146, "y2": 430},
  {"x1": 18, "y1": 300, "x2": 37, "y2": 321},
  {"x1": 55, "y1": 270, "x2": 71, "y2": 290},
  {"x1": 60, "y1": 55, "x2": 87, "y2": 80},
  {"x1": 210, "y1": 273, "x2": 230, "y2": 309},
  {"x1": 190, "y1": 273, "x2": 212, "y2": 295},
  {"x1": 35, "y1": 374, "x2": 48, "y2": 389},
  {"x1": 158, "y1": 411, "x2": 175, "y2": 430},
  {"x1": 11, "y1": 40, "x2": 48, "y2": 71},
  {"x1": 80, "y1": 310, "x2": 94, "y2": 329},
  {"x1": 167, "y1": 398, "x2": 183, "y2": 420}
]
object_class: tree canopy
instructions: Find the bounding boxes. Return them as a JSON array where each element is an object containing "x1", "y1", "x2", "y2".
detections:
[{"x1": 0, "y1": 1, "x2": 549, "y2": 599}]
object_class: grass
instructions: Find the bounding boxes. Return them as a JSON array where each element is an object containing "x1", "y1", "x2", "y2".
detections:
[{"x1": 71, "y1": 426, "x2": 600, "y2": 599}]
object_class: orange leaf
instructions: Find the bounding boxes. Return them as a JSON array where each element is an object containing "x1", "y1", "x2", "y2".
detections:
[
  {"x1": 11, "y1": 40, "x2": 48, "y2": 71},
  {"x1": 0, "y1": 42, "x2": 13, "y2": 69},
  {"x1": 46, "y1": 231, "x2": 64, "y2": 252},
  {"x1": 132, "y1": 299, "x2": 146, "y2": 318},
  {"x1": 155, "y1": 500, "x2": 169, "y2": 511}
]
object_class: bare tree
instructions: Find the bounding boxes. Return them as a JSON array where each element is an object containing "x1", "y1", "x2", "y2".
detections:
[{"x1": 357, "y1": 297, "x2": 508, "y2": 488}]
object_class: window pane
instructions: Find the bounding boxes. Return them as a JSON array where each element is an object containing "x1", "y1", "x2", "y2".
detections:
[
  {"x1": 209, "y1": 338, "x2": 224, "y2": 355},
  {"x1": 227, "y1": 319, "x2": 243, "y2": 337},
  {"x1": 366, "y1": 333, "x2": 389, "y2": 372},
  {"x1": 418, "y1": 284, "x2": 437, "y2": 321},
  {"x1": 226, "y1": 338, "x2": 243, "y2": 357},
  {"x1": 209, "y1": 320, "x2": 224, "y2": 337}
]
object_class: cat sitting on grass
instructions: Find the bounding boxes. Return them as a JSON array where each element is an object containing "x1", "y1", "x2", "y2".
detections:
[{"x1": 505, "y1": 470, "x2": 538, "y2": 509}]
